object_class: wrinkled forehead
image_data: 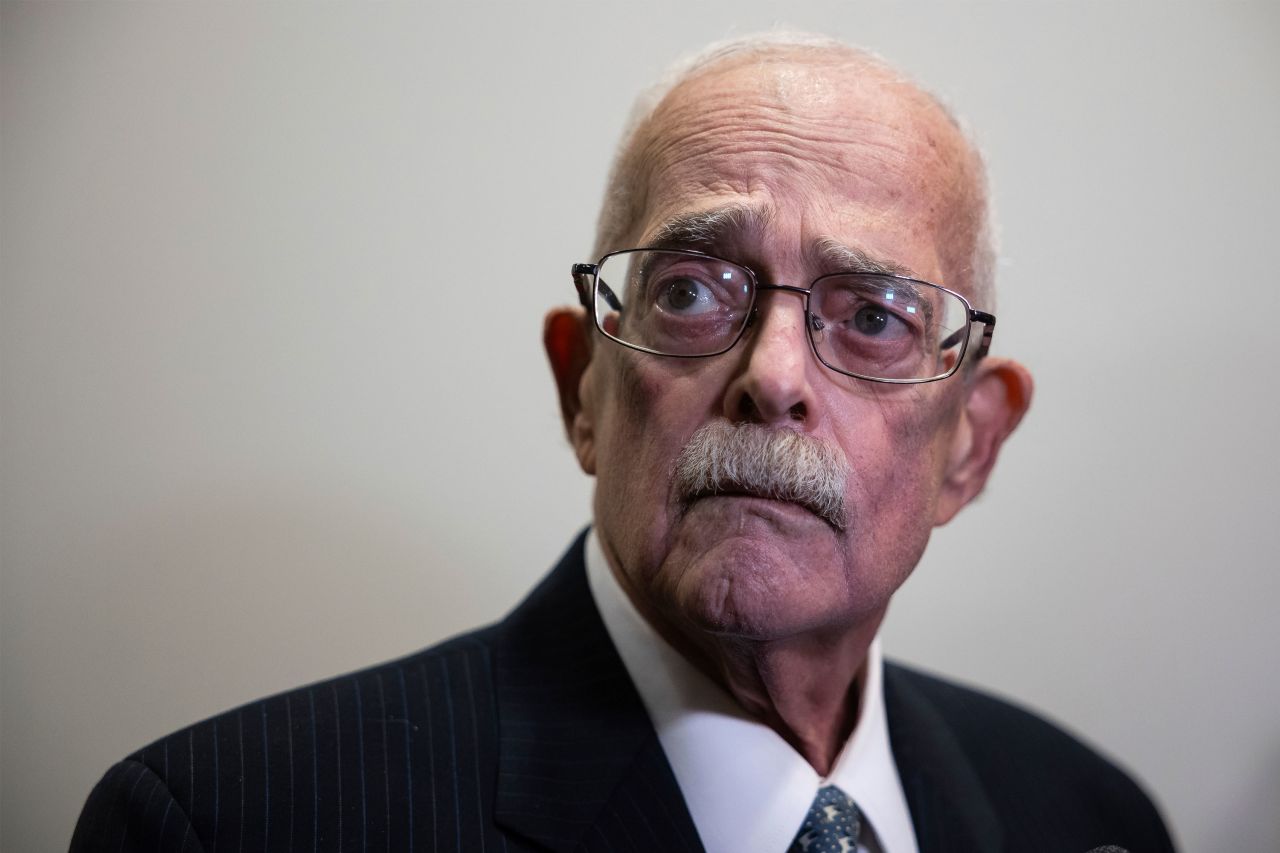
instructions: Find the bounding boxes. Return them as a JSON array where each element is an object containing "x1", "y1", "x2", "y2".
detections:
[
  {"x1": 628, "y1": 53, "x2": 982, "y2": 286},
  {"x1": 644, "y1": 51, "x2": 968, "y2": 184}
]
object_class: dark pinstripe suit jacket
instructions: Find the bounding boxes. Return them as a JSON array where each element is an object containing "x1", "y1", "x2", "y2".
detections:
[{"x1": 72, "y1": 533, "x2": 1175, "y2": 853}]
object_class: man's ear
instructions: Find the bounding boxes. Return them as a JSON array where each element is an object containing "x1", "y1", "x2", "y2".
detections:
[
  {"x1": 934, "y1": 357, "x2": 1034, "y2": 525},
  {"x1": 544, "y1": 306, "x2": 597, "y2": 475}
]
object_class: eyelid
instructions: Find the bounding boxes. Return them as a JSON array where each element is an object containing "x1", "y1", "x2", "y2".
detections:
[
  {"x1": 646, "y1": 259, "x2": 748, "y2": 295},
  {"x1": 834, "y1": 275, "x2": 935, "y2": 326}
]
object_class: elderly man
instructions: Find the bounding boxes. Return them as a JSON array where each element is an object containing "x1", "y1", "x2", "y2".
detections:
[{"x1": 73, "y1": 34, "x2": 1174, "y2": 853}]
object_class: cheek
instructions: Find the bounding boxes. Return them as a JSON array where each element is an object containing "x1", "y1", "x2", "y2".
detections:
[
  {"x1": 594, "y1": 352, "x2": 725, "y2": 467},
  {"x1": 588, "y1": 356, "x2": 701, "y2": 540},
  {"x1": 840, "y1": 387, "x2": 961, "y2": 553},
  {"x1": 593, "y1": 352, "x2": 669, "y2": 466},
  {"x1": 590, "y1": 353, "x2": 723, "y2": 567}
]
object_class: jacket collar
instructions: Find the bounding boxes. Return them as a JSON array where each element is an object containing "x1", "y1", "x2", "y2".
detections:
[
  {"x1": 493, "y1": 531, "x2": 704, "y2": 852},
  {"x1": 884, "y1": 664, "x2": 1004, "y2": 853},
  {"x1": 492, "y1": 534, "x2": 1004, "y2": 853}
]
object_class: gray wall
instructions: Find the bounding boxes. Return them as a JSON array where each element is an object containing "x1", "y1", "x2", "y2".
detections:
[{"x1": 3, "y1": 3, "x2": 1277, "y2": 850}]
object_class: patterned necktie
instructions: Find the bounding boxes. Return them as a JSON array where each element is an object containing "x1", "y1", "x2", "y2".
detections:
[{"x1": 787, "y1": 785, "x2": 863, "y2": 853}]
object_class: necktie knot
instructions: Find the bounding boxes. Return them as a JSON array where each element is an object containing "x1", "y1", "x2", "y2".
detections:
[{"x1": 786, "y1": 785, "x2": 862, "y2": 853}]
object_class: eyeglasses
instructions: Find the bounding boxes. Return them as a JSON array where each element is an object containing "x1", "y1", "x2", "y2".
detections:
[{"x1": 571, "y1": 248, "x2": 996, "y2": 384}]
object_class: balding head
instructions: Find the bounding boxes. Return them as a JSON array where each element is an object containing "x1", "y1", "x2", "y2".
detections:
[{"x1": 593, "y1": 33, "x2": 995, "y2": 308}]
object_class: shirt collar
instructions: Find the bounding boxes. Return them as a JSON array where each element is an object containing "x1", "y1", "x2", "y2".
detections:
[{"x1": 584, "y1": 528, "x2": 918, "y2": 853}]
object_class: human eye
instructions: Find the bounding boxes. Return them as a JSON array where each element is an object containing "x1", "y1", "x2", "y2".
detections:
[
  {"x1": 633, "y1": 254, "x2": 750, "y2": 318},
  {"x1": 848, "y1": 303, "x2": 911, "y2": 338},
  {"x1": 654, "y1": 273, "x2": 720, "y2": 315},
  {"x1": 812, "y1": 280, "x2": 924, "y2": 342},
  {"x1": 807, "y1": 275, "x2": 936, "y2": 377},
  {"x1": 615, "y1": 252, "x2": 750, "y2": 354}
]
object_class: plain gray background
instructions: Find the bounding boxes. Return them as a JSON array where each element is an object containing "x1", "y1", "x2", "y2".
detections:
[{"x1": 3, "y1": 2, "x2": 1278, "y2": 851}]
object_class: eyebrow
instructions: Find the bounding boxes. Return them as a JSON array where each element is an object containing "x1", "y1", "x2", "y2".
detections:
[
  {"x1": 811, "y1": 237, "x2": 916, "y2": 279},
  {"x1": 643, "y1": 204, "x2": 920, "y2": 280},
  {"x1": 645, "y1": 204, "x2": 774, "y2": 252}
]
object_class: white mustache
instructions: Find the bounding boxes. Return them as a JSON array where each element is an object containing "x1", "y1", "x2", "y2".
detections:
[{"x1": 672, "y1": 421, "x2": 850, "y2": 530}]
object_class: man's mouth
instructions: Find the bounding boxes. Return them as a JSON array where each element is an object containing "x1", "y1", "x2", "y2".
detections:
[{"x1": 681, "y1": 483, "x2": 847, "y2": 532}]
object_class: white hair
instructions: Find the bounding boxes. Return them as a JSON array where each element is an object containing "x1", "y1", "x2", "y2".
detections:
[
  {"x1": 673, "y1": 420, "x2": 850, "y2": 530},
  {"x1": 592, "y1": 31, "x2": 997, "y2": 310}
]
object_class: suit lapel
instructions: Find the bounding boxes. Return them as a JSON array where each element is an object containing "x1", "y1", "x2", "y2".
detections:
[
  {"x1": 884, "y1": 664, "x2": 1004, "y2": 853},
  {"x1": 493, "y1": 533, "x2": 703, "y2": 852},
  {"x1": 492, "y1": 540, "x2": 1007, "y2": 853}
]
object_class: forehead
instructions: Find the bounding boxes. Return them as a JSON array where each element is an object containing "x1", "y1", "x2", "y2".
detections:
[{"x1": 630, "y1": 54, "x2": 975, "y2": 286}]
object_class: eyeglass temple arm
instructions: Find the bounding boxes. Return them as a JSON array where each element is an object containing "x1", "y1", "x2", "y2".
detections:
[
  {"x1": 571, "y1": 263, "x2": 623, "y2": 312},
  {"x1": 939, "y1": 310, "x2": 996, "y2": 360},
  {"x1": 571, "y1": 263, "x2": 594, "y2": 307},
  {"x1": 971, "y1": 310, "x2": 996, "y2": 359}
]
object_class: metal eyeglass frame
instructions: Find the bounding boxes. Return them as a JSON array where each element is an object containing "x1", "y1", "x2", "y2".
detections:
[{"x1": 571, "y1": 247, "x2": 997, "y2": 385}]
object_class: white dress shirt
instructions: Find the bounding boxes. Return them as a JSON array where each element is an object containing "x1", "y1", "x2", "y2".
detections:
[{"x1": 585, "y1": 529, "x2": 919, "y2": 853}]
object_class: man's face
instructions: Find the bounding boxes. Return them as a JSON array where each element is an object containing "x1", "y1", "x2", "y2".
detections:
[{"x1": 577, "y1": 57, "x2": 987, "y2": 648}]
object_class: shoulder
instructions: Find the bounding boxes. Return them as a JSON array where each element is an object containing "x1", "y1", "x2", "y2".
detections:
[
  {"x1": 886, "y1": 661, "x2": 1134, "y2": 780},
  {"x1": 884, "y1": 661, "x2": 1176, "y2": 852},
  {"x1": 72, "y1": 535, "x2": 599, "y2": 851},
  {"x1": 72, "y1": 624, "x2": 505, "y2": 852},
  {"x1": 135, "y1": 622, "x2": 503, "y2": 764},
  {"x1": 133, "y1": 620, "x2": 505, "y2": 778}
]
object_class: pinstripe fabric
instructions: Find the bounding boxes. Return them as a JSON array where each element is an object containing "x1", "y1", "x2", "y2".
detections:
[
  {"x1": 71, "y1": 533, "x2": 701, "y2": 853},
  {"x1": 73, "y1": 632, "x2": 508, "y2": 853},
  {"x1": 72, "y1": 533, "x2": 1175, "y2": 853},
  {"x1": 884, "y1": 664, "x2": 1176, "y2": 853},
  {"x1": 493, "y1": 549, "x2": 701, "y2": 853}
]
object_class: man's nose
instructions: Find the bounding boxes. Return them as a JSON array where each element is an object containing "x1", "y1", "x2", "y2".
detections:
[{"x1": 721, "y1": 290, "x2": 821, "y2": 427}]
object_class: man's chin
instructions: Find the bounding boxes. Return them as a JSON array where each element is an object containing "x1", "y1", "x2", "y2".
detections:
[{"x1": 657, "y1": 520, "x2": 842, "y2": 641}]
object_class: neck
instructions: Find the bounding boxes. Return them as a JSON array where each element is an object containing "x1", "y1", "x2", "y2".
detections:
[
  {"x1": 708, "y1": 624, "x2": 881, "y2": 775},
  {"x1": 636, "y1": 598, "x2": 882, "y2": 776},
  {"x1": 596, "y1": 534, "x2": 883, "y2": 776}
]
